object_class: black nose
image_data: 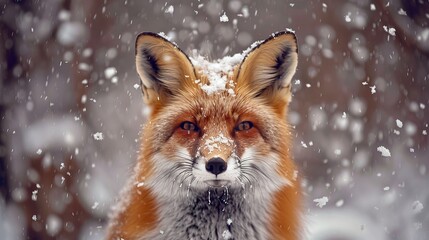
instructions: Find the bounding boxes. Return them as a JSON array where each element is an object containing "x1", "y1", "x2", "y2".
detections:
[{"x1": 206, "y1": 157, "x2": 227, "y2": 175}]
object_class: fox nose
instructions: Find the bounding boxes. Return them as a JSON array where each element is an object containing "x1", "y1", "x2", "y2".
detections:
[{"x1": 206, "y1": 157, "x2": 227, "y2": 175}]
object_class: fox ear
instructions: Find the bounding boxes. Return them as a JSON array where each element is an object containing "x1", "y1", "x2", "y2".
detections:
[
  {"x1": 135, "y1": 32, "x2": 196, "y2": 105},
  {"x1": 236, "y1": 31, "x2": 298, "y2": 113}
]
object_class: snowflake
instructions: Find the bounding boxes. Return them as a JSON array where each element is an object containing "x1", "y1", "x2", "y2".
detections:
[
  {"x1": 314, "y1": 196, "x2": 329, "y2": 208},
  {"x1": 93, "y1": 132, "x2": 104, "y2": 141},
  {"x1": 377, "y1": 146, "x2": 391, "y2": 157},
  {"x1": 220, "y1": 12, "x2": 229, "y2": 22}
]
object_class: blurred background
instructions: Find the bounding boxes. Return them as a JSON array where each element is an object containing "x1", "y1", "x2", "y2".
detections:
[{"x1": 1, "y1": 0, "x2": 428, "y2": 239}]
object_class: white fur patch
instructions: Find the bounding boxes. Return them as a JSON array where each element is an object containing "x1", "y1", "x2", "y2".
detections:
[
  {"x1": 240, "y1": 148, "x2": 292, "y2": 190},
  {"x1": 135, "y1": 147, "x2": 293, "y2": 239}
]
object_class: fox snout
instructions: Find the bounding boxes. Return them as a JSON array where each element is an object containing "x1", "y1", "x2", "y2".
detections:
[{"x1": 205, "y1": 157, "x2": 227, "y2": 175}]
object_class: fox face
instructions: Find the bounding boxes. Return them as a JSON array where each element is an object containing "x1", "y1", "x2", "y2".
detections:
[
  {"x1": 146, "y1": 90, "x2": 289, "y2": 192},
  {"x1": 134, "y1": 31, "x2": 298, "y2": 194},
  {"x1": 107, "y1": 31, "x2": 301, "y2": 240}
]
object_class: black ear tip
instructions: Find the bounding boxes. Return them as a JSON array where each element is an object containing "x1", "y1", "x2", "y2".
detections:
[
  {"x1": 135, "y1": 32, "x2": 173, "y2": 55},
  {"x1": 272, "y1": 29, "x2": 296, "y2": 38},
  {"x1": 136, "y1": 32, "x2": 169, "y2": 41},
  {"x1": 135, "y1": 32, "x2": 154, "y2": 55},
  {"x1": 270, "y1": 30, "x2": 298, "y2": 52}
]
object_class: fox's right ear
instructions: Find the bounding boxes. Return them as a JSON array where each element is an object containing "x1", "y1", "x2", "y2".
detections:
[{"x1": 135, "y1": 32, "x2": 196, "y2": 106}]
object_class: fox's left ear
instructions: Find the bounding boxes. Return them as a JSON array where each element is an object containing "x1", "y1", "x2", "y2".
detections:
[{"x1": 236, "y1": 31, "x2": 298, "y2": 114}]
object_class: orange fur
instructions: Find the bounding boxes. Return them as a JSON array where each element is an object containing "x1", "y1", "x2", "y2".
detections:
[
  {"x1": 107, "y1": 186, "x2": 158, "y2": 239},
  {"x1": 272, "y1": 184, "x2": 301, "y2": 239},
  {"x1": 271, "y1": 132, "x2": 301, "y2": 239},
  {"x1": 107, "y1": 31, "x2": 302, "y2": 240}
]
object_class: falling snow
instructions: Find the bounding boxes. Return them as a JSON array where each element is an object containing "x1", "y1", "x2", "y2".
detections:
[
  {"x1": 104, "y1": 67, "x2": 117, "y2": 79},
  {"x1": 335, "y1": 199, "x2": 344, "y2": 207},
  {"x1": 412, "y1": 201, "x2": 424, "y2": 214},
  {"x1": 398, "y1": 9, "x2": 407, "y2": 16},
  {"x1": 377, "y1": 146, "x2": 391, "y2": 157},
  {"x1": 220, "y1": 12, "x2": 229, "y2": 22},
  {"x1": 396, "y1": 119, "x2": 403, "y2": 128},
  {"x1": 383, "y1": 25, "x2": 396, "y2": 36},
  {"x1": 164, "y1": 5, "x2": 174, "y2": 14},
  {"x1": 1, "y1": 1, "x2": 428, "y2": 240},
  {"x1": 222, "y1": 229, "x2": 233, "y2": 239},
  {"x1": 314, "y1": 196, "x2": 329, "y2": 208},
  {"x1": 93, "y1": 132, "x2": 104, "y2": 141},
  {"x1": 91, "y1": 202, "x2": 99, "y2": 209}
]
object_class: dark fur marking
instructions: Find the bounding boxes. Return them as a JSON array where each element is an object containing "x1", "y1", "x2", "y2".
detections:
[
  {"x1": 253, "y1": 46, "x2": 291, "y2": 97},
  {"x1": 141, "y1": 48, "x2": 160, "y2": 83},
  {"x1": 250, "y1": 223, "x2": 261, "y2": 240},
  {"x1": 273, "y1": 46, "x2": 291, "y2": 82},
  {"x1": 139, "y1": 47, "x2": 176, "y2": 97}
]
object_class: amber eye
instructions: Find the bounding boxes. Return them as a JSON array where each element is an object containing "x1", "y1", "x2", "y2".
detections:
[
  {"x1": 236, "y1": 121, "x2": 253, "y2": 131},
  {"x1": 180, "y1": 121, "x2": 199, "y2": 132}
]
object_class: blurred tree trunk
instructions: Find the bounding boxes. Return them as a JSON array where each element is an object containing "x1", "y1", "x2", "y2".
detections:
[{"x1": 1, "y1": 0, "x2": 112, "y2": 239}]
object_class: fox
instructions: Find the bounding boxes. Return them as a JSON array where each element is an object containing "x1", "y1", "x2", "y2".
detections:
[{"x1": 106, "y1": 30, "x2": 301, "y2": 240}]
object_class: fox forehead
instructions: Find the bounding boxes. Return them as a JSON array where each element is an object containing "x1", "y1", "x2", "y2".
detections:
[
  {"x1": 190, "y1": 54, "x2": 243, "y2": 96},
  {"x1": 166, "y1": 92, "x2": 259, "y2": 126}
]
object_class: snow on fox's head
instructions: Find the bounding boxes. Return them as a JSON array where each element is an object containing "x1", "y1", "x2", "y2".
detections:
[{"x1": 135, "y1": 31, "x2": 298, "y2": 193}]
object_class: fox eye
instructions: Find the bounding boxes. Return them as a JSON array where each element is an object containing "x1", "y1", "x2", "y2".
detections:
[
  {"x1": 236, "y1": 121, "x2": 253, "y2": 131},
  {"x1": 180, "y1": 121, "x2": 199, "y2": 132}
]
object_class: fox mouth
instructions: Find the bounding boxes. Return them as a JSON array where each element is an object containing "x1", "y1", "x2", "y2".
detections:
[{"x1": 204, "y1": 179, "x2": 230, "y2": 187}]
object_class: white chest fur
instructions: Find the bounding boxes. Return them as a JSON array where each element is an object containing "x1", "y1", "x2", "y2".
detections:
[{"x1": 140, "y1": 188, "x2": 272, "y2": 240}]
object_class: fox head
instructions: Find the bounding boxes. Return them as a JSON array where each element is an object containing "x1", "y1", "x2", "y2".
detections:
[{"x1": 134, "y1": 31, "x2": 298, "y2": 195}]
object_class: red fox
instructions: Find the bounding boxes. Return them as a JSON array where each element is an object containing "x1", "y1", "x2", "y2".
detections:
[{"x1": 106, "y1": 30, "x2": 301, "y2": 240}]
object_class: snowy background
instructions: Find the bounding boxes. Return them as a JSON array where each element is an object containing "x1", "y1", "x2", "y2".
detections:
[{"x1": 1, "y1": 0, "x2": 428, "y2": 239}]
